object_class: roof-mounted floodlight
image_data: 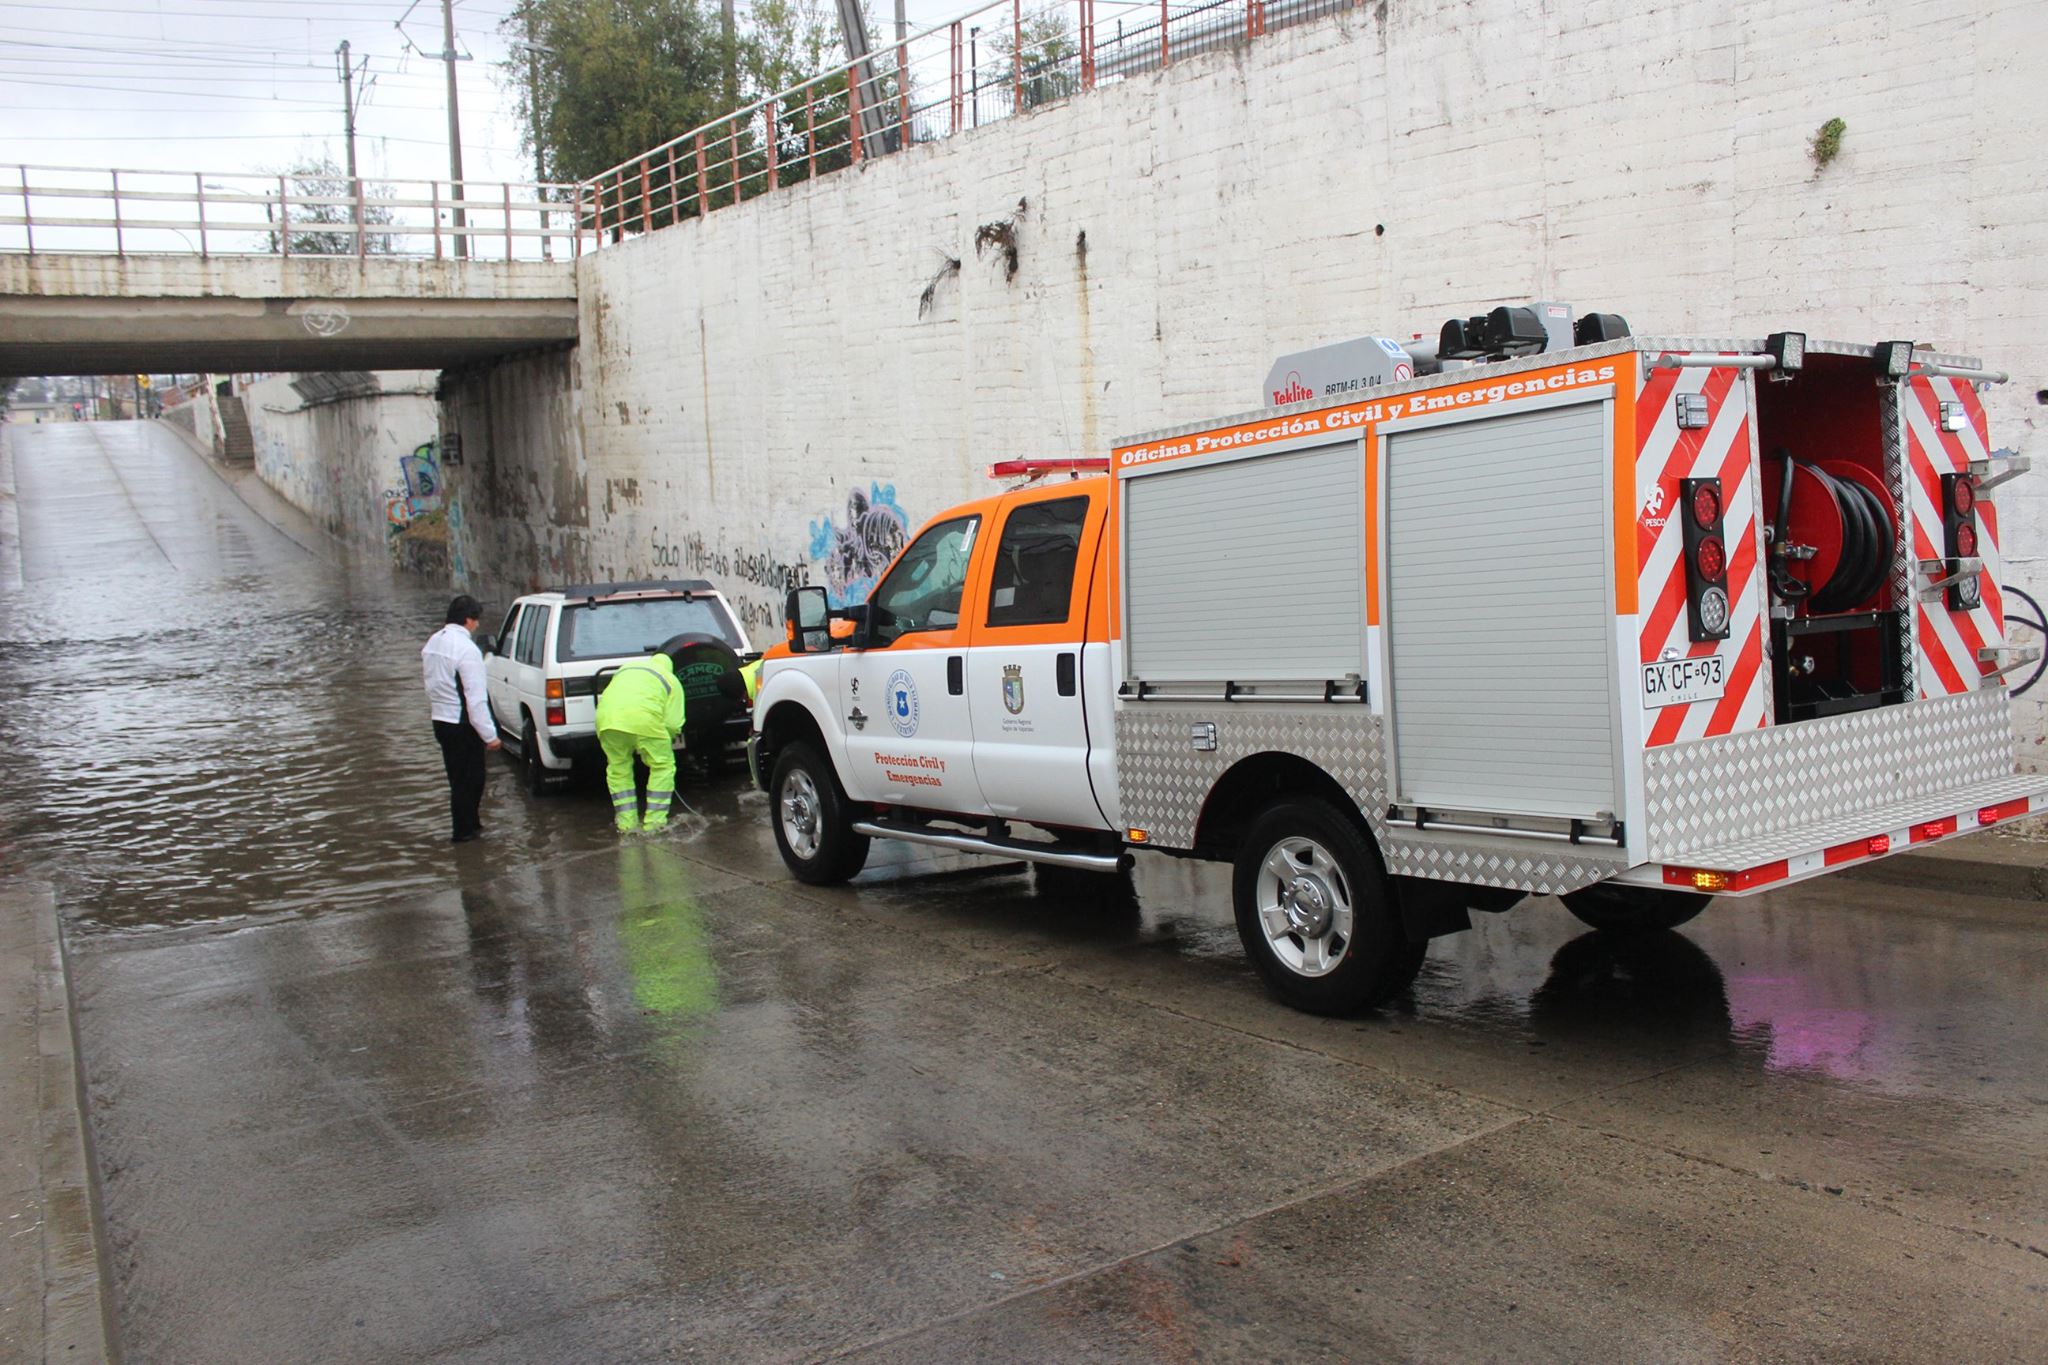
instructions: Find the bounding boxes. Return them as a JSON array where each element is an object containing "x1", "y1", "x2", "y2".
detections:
[
  {"x1": 1872, "y1": 339, "x2": 1915, "y2": 378},
  {"x1": 1484, "y1": 306, "x2": 1548, "y2": 357},
  {"x1": 1574, "y1": 312, "x2": 1630, "y2": 345},
  {"x1": 1764, "y1": 331, "x2": 1805, "y2": 374}
]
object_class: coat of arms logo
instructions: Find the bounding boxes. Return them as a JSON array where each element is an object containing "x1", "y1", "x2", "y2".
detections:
[{"x1": 1002, "y1": 664, "x2": 1025, "y2": 715}]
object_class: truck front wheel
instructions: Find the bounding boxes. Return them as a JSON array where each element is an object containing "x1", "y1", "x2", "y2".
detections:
[
  {"x1": 769, "y1": 742, "x2": 870, "y2": 885},
  {"x1": 1232, "y1": 800, "x2": 1424, "y2": 1016}
]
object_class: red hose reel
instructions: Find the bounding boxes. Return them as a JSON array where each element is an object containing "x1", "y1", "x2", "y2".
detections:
[{"x1": 1762, "y1": 455, "x2": 1898, "y2": 614}]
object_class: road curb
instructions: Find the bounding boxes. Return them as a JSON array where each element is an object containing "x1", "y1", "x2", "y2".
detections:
[{"x1": 1, "y1": 880, "x2": 121, "y2": 1364}]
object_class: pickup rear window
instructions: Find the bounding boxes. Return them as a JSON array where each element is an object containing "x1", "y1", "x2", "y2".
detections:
[{"x1": 558, "y1": 596, "x2": 741, "y2": 661}]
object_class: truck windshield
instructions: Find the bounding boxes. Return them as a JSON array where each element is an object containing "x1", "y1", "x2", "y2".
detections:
[{"x1": 558, "y1": 597, "x2": 741, "y2": 661}]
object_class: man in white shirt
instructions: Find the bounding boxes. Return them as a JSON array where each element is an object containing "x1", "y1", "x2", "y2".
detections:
[{"x1": 422, "y1": 594, "x2": 502, "y2": 843}]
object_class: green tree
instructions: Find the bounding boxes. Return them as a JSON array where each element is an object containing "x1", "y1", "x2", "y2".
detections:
[
  {"x1": 265, "y1": 155, "x2": 398, "y2": 256},
  {"x1": 503, "y1": 0, "x2": 736, "y2": 228},
  {"x1": 996, "y1": 10, "x2": 1080, "y2": 112}
]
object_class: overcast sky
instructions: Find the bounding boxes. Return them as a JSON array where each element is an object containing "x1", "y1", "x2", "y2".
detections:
[{"x1": 0, "y1": 0, "x2": 986, "y2": 189}]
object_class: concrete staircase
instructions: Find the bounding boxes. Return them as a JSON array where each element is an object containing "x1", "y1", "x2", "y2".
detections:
[{"x1": 215, "y1": 394, "x2": 255, "y2": 467}]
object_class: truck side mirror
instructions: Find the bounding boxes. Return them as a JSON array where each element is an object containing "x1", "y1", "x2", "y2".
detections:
[{"x1": 785, "y1": 585, "x2": 830, "y2": 654}]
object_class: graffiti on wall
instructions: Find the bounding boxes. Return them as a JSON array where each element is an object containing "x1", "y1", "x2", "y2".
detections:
[
  {"x1": 632, "y1": 485, "x2": 914, "y2": 636},
  {"x1": 650, "y1": 529, "x2": 813, "y2": 632},
  {"x1": 808, "y1": 483, "x2": 910, "y2": 607},
  {"x1": 382, "y1": 438, "x2": 444, "y2": 533}
]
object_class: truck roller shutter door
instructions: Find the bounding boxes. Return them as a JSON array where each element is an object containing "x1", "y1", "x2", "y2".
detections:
[
  {"x1": 1384, "y1": 401, "x2": 1618, "y2": 823},
  {"x1": 1125, "y1": 439, "x2": 1366, "y2": 684}
]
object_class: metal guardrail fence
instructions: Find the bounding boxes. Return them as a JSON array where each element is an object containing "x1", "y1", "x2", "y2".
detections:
[
  {"x1": 0, "y1": 166, "x2": 581, "y2": 262},
  {"x1": 0, "y1": 0, "x2": 1361, "y2": 262},
  {"x1": 581, "y1": 0, "x2": 1363, "y2": 248}
]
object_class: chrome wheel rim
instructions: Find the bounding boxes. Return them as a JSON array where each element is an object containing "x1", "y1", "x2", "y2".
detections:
[
  {"x1": 1254, "y1": 836, "x2": 1353, "y2": 978},
  {"x1": 780, "y1": 769, "x2": 823, "y2": 860}
]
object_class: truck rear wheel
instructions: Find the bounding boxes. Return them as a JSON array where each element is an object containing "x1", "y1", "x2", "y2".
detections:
[
  {"x1": 1232, "y1": 800, "x2": 1423, "y2": 1016},
  {"x1": 1560, "y1": 884, "x2": 1709, "y2": 934},
  {"x1": 769, "y1": 741, "x2": 870, "y2": 885}
]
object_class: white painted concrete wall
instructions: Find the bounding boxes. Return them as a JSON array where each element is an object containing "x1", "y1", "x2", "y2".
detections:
[
  {"x1": 247, "y1": 373, "x2": 443, "y2": 553},
  {"x1": 449, "y1": 0, "x2": 2048, "y2": 758}
]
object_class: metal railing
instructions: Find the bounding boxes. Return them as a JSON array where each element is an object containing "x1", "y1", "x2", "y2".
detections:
[
  {"x1": 0, "y1": 165, "x2": 581, "y2": 262},
  {"x1": 579, "y1": 0, "x2": 1365, "y2": 248},
  {"x1": 0, "y1": 0, "x2": 1363, "y2": 262}
]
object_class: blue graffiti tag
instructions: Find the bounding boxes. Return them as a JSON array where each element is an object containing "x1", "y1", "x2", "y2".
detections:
[{"x1": 808, "y1": 482, "x2": 910, "y2": 608}]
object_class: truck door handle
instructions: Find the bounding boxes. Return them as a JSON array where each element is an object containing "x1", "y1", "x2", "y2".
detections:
[
  {"x1": 948, "y1": 656, "x2": 964, "y2": 695},
  {"x1": 1057, "y1": 652, "x2": 1076, "y2": 696}
]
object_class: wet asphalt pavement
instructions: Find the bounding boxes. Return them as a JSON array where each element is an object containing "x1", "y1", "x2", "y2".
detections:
[{"x1": 3, "y1": 421, "x2": 2046, "y2": 1362}]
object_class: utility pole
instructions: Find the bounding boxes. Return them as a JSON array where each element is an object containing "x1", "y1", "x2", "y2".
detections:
[
  {"x1": 335, "y1": 41, "x2": 368, "y2": 251},
  {"x1": 832, "y1": 0, "x2": 888, "y2": 160},
  {"x1": 442, "y1": 0, "x2": 467, "y2": 259},
  {"x1": 721, "y1": 0, "x2": 737, "y2": 107},
  {"x1": 522, "y1": 10, "x2": 550, "y2": 259}
]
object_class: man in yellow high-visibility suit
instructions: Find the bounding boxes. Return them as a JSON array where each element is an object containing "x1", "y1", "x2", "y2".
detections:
[{"x1": 595, "y1": 642, "x2": 687, "y2": 833}]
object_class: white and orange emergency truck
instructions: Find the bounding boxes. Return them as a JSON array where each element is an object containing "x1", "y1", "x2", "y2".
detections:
[{"x1": 748, "y1": 307, "x2": 2045, "y2": 1015}]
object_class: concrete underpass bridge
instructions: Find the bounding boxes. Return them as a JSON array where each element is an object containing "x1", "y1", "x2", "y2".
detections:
[
  {"x1": 0, "y1": 0, "x2": 1354, "y2": 379},
  {"x1": 0, "y1": 167, "x2": 579, "y2": 376}
]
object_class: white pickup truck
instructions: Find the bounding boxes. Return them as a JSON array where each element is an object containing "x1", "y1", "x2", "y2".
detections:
[
  {"x1": 485, "y1": 579, "x2": 755, "y2": 793},
  {"x1": 748, "y1": 317, "x2": 2044, "y2": 1015}
]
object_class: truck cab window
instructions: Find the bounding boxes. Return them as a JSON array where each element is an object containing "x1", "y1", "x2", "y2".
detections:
[
  {"x1": 870, "y1": 515, "x2": 980, "y2": 644},
  {"x1": 987, "y1": 496, "x2": 1088, "y2": 627}
]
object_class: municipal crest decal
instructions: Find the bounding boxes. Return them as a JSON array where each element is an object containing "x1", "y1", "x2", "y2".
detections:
[
  {"x1": 1001, "y1": 664, "x2": 1025, "y2": 715},
  {"x1": 886, "y1": 669, "x2": 920, "y2": 738}
]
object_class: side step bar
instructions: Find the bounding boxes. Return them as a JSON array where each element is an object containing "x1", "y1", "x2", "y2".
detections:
[{"x1": 850, "y1": 820, "x2": 1127, "y2": 873}]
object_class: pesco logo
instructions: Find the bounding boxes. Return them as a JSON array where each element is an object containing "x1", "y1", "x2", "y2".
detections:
[
  {"x1": 1270, "y1": 371, "x2": 1313, "y2": 405},
  {"x1": 886, "y1": 669, "x2": 920, "y2": 738}
]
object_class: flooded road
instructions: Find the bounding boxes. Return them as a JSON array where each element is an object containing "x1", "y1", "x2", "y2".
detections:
[
  {"x1": 3, "y1": 422, "x2": 2045, "y2": 1361},
  {"x1": 0, "y1": 419, "x2": 615, "y2": 933}
]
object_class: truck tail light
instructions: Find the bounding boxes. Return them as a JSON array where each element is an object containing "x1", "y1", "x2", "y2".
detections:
[
  {"x1": 1695, "y1": 535, "x2": 1727, "y2": 581},
  {"x1": 546, "y1": 678, "x2": 566, "y2": 727},
  {"x1": 1680, "y1": 476, "x2": 1731, "y2": 642},
  {"x1": 1978, "y1": 799, "x2": 2030, "y2": 826},
  {"x1": 1691, "y1": 482, "x2": 1721, "y2": 528},
  {"x1": 1940, "y1": 472, "x2": 1980, "y2": 611}
]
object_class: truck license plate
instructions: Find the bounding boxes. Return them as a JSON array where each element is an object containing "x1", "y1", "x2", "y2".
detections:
[{"x1": 1642, "y1": 656, "x2": 1727, "y2": 708}]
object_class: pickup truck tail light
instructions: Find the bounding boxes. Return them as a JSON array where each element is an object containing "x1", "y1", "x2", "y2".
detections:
[
  {"x1": 1941, "y1": 473, "x2": 1980, "y2": 611},
  {"x1": 545, "y1": 678, "x2": 566, "y2": 727},
  {"x1": 1680, "y1": 475, "x2": 1731, "y2": 641}
]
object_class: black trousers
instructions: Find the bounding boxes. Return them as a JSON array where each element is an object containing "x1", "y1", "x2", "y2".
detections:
[{"x1": 434, "y1": 720, "x2": 487, "y2": 840}]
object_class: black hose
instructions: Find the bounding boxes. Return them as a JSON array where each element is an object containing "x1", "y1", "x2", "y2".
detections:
[
  {"x1": 1768, "y1": 447, "x2": 1808, "y2": 603},
  {"x1": 2006, "y1": 585, "x2": 2048, "y2": 698},
  {"x1": 1793, "y1": 463, "x2": 1888, "y2": 614}
]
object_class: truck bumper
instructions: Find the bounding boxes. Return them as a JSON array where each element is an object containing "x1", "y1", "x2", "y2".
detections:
[{"x1": 1611, "y1": 777, "x2": 2048, "y2": 896}]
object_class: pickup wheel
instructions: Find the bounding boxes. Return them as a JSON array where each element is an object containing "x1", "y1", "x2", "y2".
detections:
[
  {"x1": 770, "y1": 742, "x2": 870, "y2": 885},
  {"x1": 1560, "y1": 885, "x2": 1709, "y2": 934},
  {"x1": 1232, "y1": 800, "x2": 1423, "y2": 1016},
  {"x1": 521, "y1": 719, "x2": 562, "y2": 797}
]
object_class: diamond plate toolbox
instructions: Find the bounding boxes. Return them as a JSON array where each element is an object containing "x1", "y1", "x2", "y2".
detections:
[
  {"x1": 1114, "y1": 705, "x2": 1628, "y2": 895},
  {"x1": 1115, "y1": 705, "x2": 1387, "y2": 851}
]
